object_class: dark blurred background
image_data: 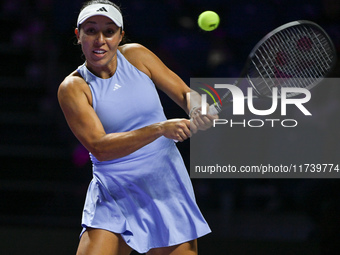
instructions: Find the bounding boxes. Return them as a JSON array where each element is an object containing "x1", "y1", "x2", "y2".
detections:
[{"x1": 1, "y1": 0, "x2": 340, "y2": 254}]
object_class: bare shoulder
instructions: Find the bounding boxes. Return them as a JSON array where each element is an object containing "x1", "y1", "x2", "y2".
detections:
[
  {"x1": 119, "y1": 43, "x2": 150, "y2": 58},
  {"x1": 59, "y1": 71, "x2": 86, "y2": 90},
  {"x1": 58, "y1": 70, "x2": 91, "y2": 104},
  {"x1": 118, "y1": 43, "x2": 161, "y2": 78}
]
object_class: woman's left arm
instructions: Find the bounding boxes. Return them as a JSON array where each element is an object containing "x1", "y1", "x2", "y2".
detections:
[
  {"x1": 120, "y1": 43, "x2": 217, "y2": 131},
  {"x1": 120, "y1": 44, "x2": 190, "y2": 112}
]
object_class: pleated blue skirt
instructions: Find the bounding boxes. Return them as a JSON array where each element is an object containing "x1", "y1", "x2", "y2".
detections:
[{"x1": 80, "y1": 139, "x2": 211, "y2": 253}]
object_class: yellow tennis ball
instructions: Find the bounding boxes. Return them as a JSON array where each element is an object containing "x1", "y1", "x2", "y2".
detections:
[{"x1": 198, "y1": 11, "x2": 220, "y2": 31}]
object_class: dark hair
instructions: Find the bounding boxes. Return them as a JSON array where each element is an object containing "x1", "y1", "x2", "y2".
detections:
[{"x1": 80, "y1": 0, "x2": 122, "y2": 14}]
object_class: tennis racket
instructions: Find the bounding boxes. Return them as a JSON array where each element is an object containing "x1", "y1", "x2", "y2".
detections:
[{"x1": 205, "y1": 20, "x2": 337, "y2": 115}]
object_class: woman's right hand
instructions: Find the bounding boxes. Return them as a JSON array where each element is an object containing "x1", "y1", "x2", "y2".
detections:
[{"x1": 160, "y1": 119, "x2": 191, "y2": 142}]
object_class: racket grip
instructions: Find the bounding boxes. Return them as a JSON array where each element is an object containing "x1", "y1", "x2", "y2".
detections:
[{"x1": 208, "y1": 103, "x2": 220, "y2": 115}]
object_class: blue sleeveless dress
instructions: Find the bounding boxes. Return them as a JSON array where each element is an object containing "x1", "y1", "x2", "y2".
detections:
[{"x1": 76, "y1": 50, "x2": 211, "y2": 253}]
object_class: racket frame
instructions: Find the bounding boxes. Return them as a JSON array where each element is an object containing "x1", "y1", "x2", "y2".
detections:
[{"x1": 208, "y1": 20, "x2": 337, "y2": 116}]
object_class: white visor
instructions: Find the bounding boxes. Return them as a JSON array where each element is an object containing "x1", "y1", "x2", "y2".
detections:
[{"x1": 77, "y1": 3, "x2": 123, "y2": 29}]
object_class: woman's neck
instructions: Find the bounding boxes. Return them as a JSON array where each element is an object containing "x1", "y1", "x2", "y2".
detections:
[{"x1": 86, "y1": 54, "x2": 118, "y2": 79}]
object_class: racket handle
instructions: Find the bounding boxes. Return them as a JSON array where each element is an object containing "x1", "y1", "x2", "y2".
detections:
[{"x1": 208, "y1": 103, "x2": 221, "y2": 115}]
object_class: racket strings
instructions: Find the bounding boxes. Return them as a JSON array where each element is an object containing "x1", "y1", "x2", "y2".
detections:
[
  {"x1": 275, "y1": 27, "x2": 326, "y2": 79},
  {"x1": 249, "y1": 35, "x2": 304, "y2": 96},
  {"x1": 259, "y1": 31, "x2": 311, "y2": 94},
  {"x1": 251, "y1": 49, "x2": 279, "y2": 95},
  {"x1": 308, "y1": 28, "x2": 334, "y2": 71},
  {"x1": 278, "y1": 27, "x2": 321, "y2": 90},
  {"x1": 294, "y1": 26, "x2": 330, "y2": 76},
  {"x1": 259, "y1": 26, "x2": 330, "y2": 87},
  {"x1": 254, "y1": 28, "x2": 319, "y2": 92},
  {"x1": 248, "y1": 24, "x2": 335, "y2": 97},
  {"x1": 250, "y1": 38, "x2": 304, "y2": 97},
  {"x1": 285, "y1": 28, "x2": 317, "y2": 77}
]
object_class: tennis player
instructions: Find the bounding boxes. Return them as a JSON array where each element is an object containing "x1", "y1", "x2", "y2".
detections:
[{"x1": 58, "y1": 0, "x2": 216, "y2": 254}]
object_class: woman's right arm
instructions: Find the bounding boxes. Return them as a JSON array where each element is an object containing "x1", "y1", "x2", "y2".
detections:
[{"x1": 57, "y1": 73, "x2": 191, "y2": 162}]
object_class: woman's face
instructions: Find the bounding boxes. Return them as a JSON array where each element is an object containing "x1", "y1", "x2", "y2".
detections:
[{"x1": 76, "y1": 15, "x2": 124, "y2": 72}]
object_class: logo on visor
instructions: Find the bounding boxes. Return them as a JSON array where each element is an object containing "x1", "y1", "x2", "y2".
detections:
[{"x1": 96, "y1": 7, "x2": 108, "y2": 12}]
